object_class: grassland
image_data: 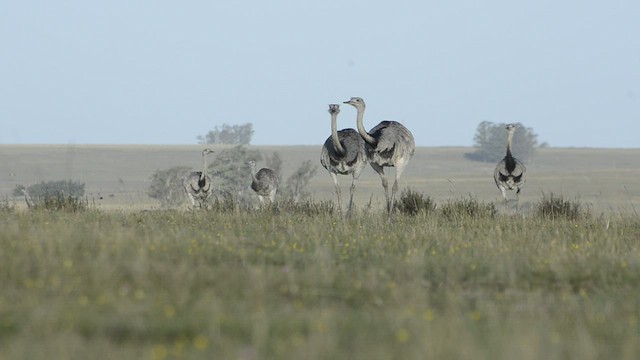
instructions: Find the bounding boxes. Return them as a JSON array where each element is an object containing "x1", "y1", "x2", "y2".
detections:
[
  {"x1": 1, "y1": 206, "x2": 639, "y2": 359},
  {"x1": 0, "y1": 145, "x2": 639, "y2": 359}
]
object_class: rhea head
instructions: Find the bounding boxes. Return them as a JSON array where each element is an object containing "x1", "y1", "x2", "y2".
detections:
[{"x1": 343, "y1": 97, "x2": 365, "y2": 110}]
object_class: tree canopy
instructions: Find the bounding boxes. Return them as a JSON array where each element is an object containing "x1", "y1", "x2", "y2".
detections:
[
  {"x1": 466, "y1": 121, "x2": 539, "y2": 163},
  {"x1": 197, "y1": 123, "x2": 254, "y2": 145}
]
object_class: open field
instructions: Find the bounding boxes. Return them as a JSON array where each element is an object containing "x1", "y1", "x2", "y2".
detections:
[
  {"x1": 1, "y1": 145, "x2": 639, "y2": 214},
  {"x1": 1, "y1": 145, "x2": 639, "y2": 359},
  {"x1": 1, "y1": 207, "x2": 639, "y2": 359}
]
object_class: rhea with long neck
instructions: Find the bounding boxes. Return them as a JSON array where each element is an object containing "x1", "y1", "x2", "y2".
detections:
[{"x1": 343, "y1": 96, "x2": 415, "y2": 220}]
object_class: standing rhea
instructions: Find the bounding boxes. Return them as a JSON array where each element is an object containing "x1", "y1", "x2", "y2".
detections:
[
  {"x1": 494, "y1": 124, "x2": 526, "y2": 201},
  {"x1": 184, "y1": 148, "x2": 215, "y2": 208},
  {"x1": 320, "y1": 104, "x2": 368, "y2": 217},
  {"x1": 344, "y1": 97, "x2": 415, "y2": 218},
  {"x1": 247, "y1": 160, "x2": 279, "y2": 205}
]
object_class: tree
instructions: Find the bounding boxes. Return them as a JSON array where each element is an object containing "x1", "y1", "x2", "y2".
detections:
[
  {"x1": 147, "y1": 166, "x2": 191, "y2": 208},
  {"x1": 209, "y1": 145, "x2": 263, "y2": 198},
  {"x1": 465, "y1": 121, "x2": 539, "y2": 163},
  {"x1": 197, "y1": 123, "x2": 254, "y2": 145}
]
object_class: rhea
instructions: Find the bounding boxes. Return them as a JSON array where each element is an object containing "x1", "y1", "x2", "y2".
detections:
[
  {"x1": 494, "y1": 124, "x2": 526, "y2": 201},
  {"x1": 320, "y1": 104, "x2": 368, "y2": 217},
  {"x1": 247, "y1": 160, "x2": 279, "y2": 205},
  {"x1": 184, "y1": 148, "x2": 214, "y2": 208},
  {"x1": 344, "y1": 97, "x2": 415, "y2": 218}
]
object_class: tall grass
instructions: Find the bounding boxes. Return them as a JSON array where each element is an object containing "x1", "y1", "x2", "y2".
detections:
[{"x1": 1, "y1": 198, "x2": 639, "y2": 359}]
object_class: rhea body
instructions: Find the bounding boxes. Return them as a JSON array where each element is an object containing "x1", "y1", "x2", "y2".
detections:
[
  {"x1": 344, "y1": 97, "x2": 415, "y2": 218},
  {"x1": 320, "y1": 104, "x2": 368, "y2": 217},
  {"x1": 184, "y1": 148, "x2": 215, "y2": 208},
  {"x1": 248, "y1": 160, "x2": 279, "y2": 205},
  {"x1": 494, "y1": 124, "x2": 526, "y2": 201}
]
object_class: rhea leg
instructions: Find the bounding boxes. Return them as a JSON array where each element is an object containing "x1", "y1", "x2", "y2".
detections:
[
  {"x1": 186, "y1": 193, "x2": 196, "y2": 208},
  {"x1": 346, "y1": 175, "x2": 356, "y2": 218},
  {"x1": 329, "y1": 172, "x2": 343, "y2": 216},
  {"x1": 498, "y1": 185, "x2": 507, "y2": 202},
  {"x1": 389, "y1": 160, "x2": 409, "y2": 217},
  {"x1": 268, "y1": 189, "x2": 277, "y2": 204},
  {"x1": 371, "y1": 163, "x2": 390, "y2": 214}
]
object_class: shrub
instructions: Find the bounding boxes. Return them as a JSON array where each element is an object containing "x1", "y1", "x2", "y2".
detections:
[
  {"x1": 210, "y1": 145, "x2": 263, "y2": 202},
  {"x1": 394, "y1": 188, "x2": 436, "y2": 216},
  {"x1": 13, "y1": 180, "x2": 85, "y2": 198},
  {"x1": 0, "y1": 197, "x2": 15, "y2": 213},
  {"x1": 281, "y1": 160, "x2": 318, "y2": 202},
  {"x1": 210, "y1": 191, "x2": 237, "y2": 213},
  {"x1": 25, "y1": 191, "x2": 88, "y2": 212},
  {"x1": 276, "y1": 198, "x2": 335, "y2": 217},
  {"x1": 536, "y1": 193, "x2": 587, "y2": 221},
  {"x1": 148, "y1": 166, "x2": 191, "y2": 208},
  {"x1": 14, "y1": 180, "x2": 88, "y2": 212},
  {"x1": 440, "y1": 198, "x2": 497, "y2": 220}
]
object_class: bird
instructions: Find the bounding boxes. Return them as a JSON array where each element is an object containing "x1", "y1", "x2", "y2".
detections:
[
  {"x1": 183, "y1": 148, "x2": 214, "y2": 208},
  {"x1": 343, "y1": 97, "x2": 415, "y2": 219},
  {"x1": 320, "y1": 104, "x2": 368, "y2": 217},
  {"x1": 494, "y1": 124, "x2": 526, "y2": 201},
  {"x1": 247, "y1": 160, "x2": 279, "y2": 206}
]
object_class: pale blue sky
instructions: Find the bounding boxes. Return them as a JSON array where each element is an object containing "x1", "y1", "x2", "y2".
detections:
[{"x1": 1, "y1": 1, "x2": 639, "y2": 148}]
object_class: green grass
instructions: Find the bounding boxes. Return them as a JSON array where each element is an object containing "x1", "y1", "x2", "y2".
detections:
[{"x1": 1, "y1": 201, "x2": 640, "y2": 359}]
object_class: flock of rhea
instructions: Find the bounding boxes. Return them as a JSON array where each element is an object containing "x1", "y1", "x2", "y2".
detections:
[{"x1": 184, "y1": 97, "x2": 526, "y2": 217}]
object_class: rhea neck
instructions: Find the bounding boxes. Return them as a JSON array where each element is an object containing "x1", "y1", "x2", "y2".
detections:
[
  {"x1": 330, "y1": 111, "x2": 346, "y2": 155},
  {"x1": 200, "y1": 152, "x2": 208, "y2": 181},
  {"x1": 354, "y1": 105, "x2": 377, "y2": 146},
  {"x1": 506, "y1": 129, "x2": 515, "y2": 159},
  {"x1": 249, "y1": 163, "x2": 258, "y2": 182}
]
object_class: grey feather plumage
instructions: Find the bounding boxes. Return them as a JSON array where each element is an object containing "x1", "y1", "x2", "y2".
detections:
[
  {"x1": 494, "y1": 124, "x2": 526, "y2": 200},
  {"x1": 248, "y1": 161, "x2": 279, "y2": 204},
  {"x1": 320, "y1": 128, "x2": 367, "y2": 175},
  {"x1": 366, "y1": 120, "x2": 416, "y2": 167}
]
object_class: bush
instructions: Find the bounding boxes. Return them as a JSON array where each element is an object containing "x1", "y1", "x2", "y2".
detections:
[
  {"x1": 536, "y1": 193, "x2": 587, "y2": 221},
  {"x1": 0, "y1": 197, "x2": 15, "y2": 213},
  {"x1": 276, "y1": 198, "x2": 335, "y2": 217},
  {"x1": 281, "y1": 160, "x2": 318, "y2": 202},
  {"x1": 210, "y1": 191, "x2": 237, "y2": 213},
  {"x1": 210, "y1": 145, "x2": 263, "y2": 201},
  {"x1": 440, "y1": 198, "x2": 497, "y2": 220},
  {"x1": 394, "y1": 188, "x2": 436, "y2": 216},
  {"x1": 14, "y1": 180, "x2": 88, "y2": 212},
  {"x1": 13, "y1": 180, "x2": 85, "y2": 198},
  {"x1": 25, "y1": 191, "x2": 88, "y2": 212},
  {"x1": 148, "y1": 166, "x2": 191, "y2": 208}
]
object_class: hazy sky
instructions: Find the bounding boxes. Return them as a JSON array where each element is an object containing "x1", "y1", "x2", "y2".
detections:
[{"x1": 1, "y1": 1, "x2": 639, "y2": 148}]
